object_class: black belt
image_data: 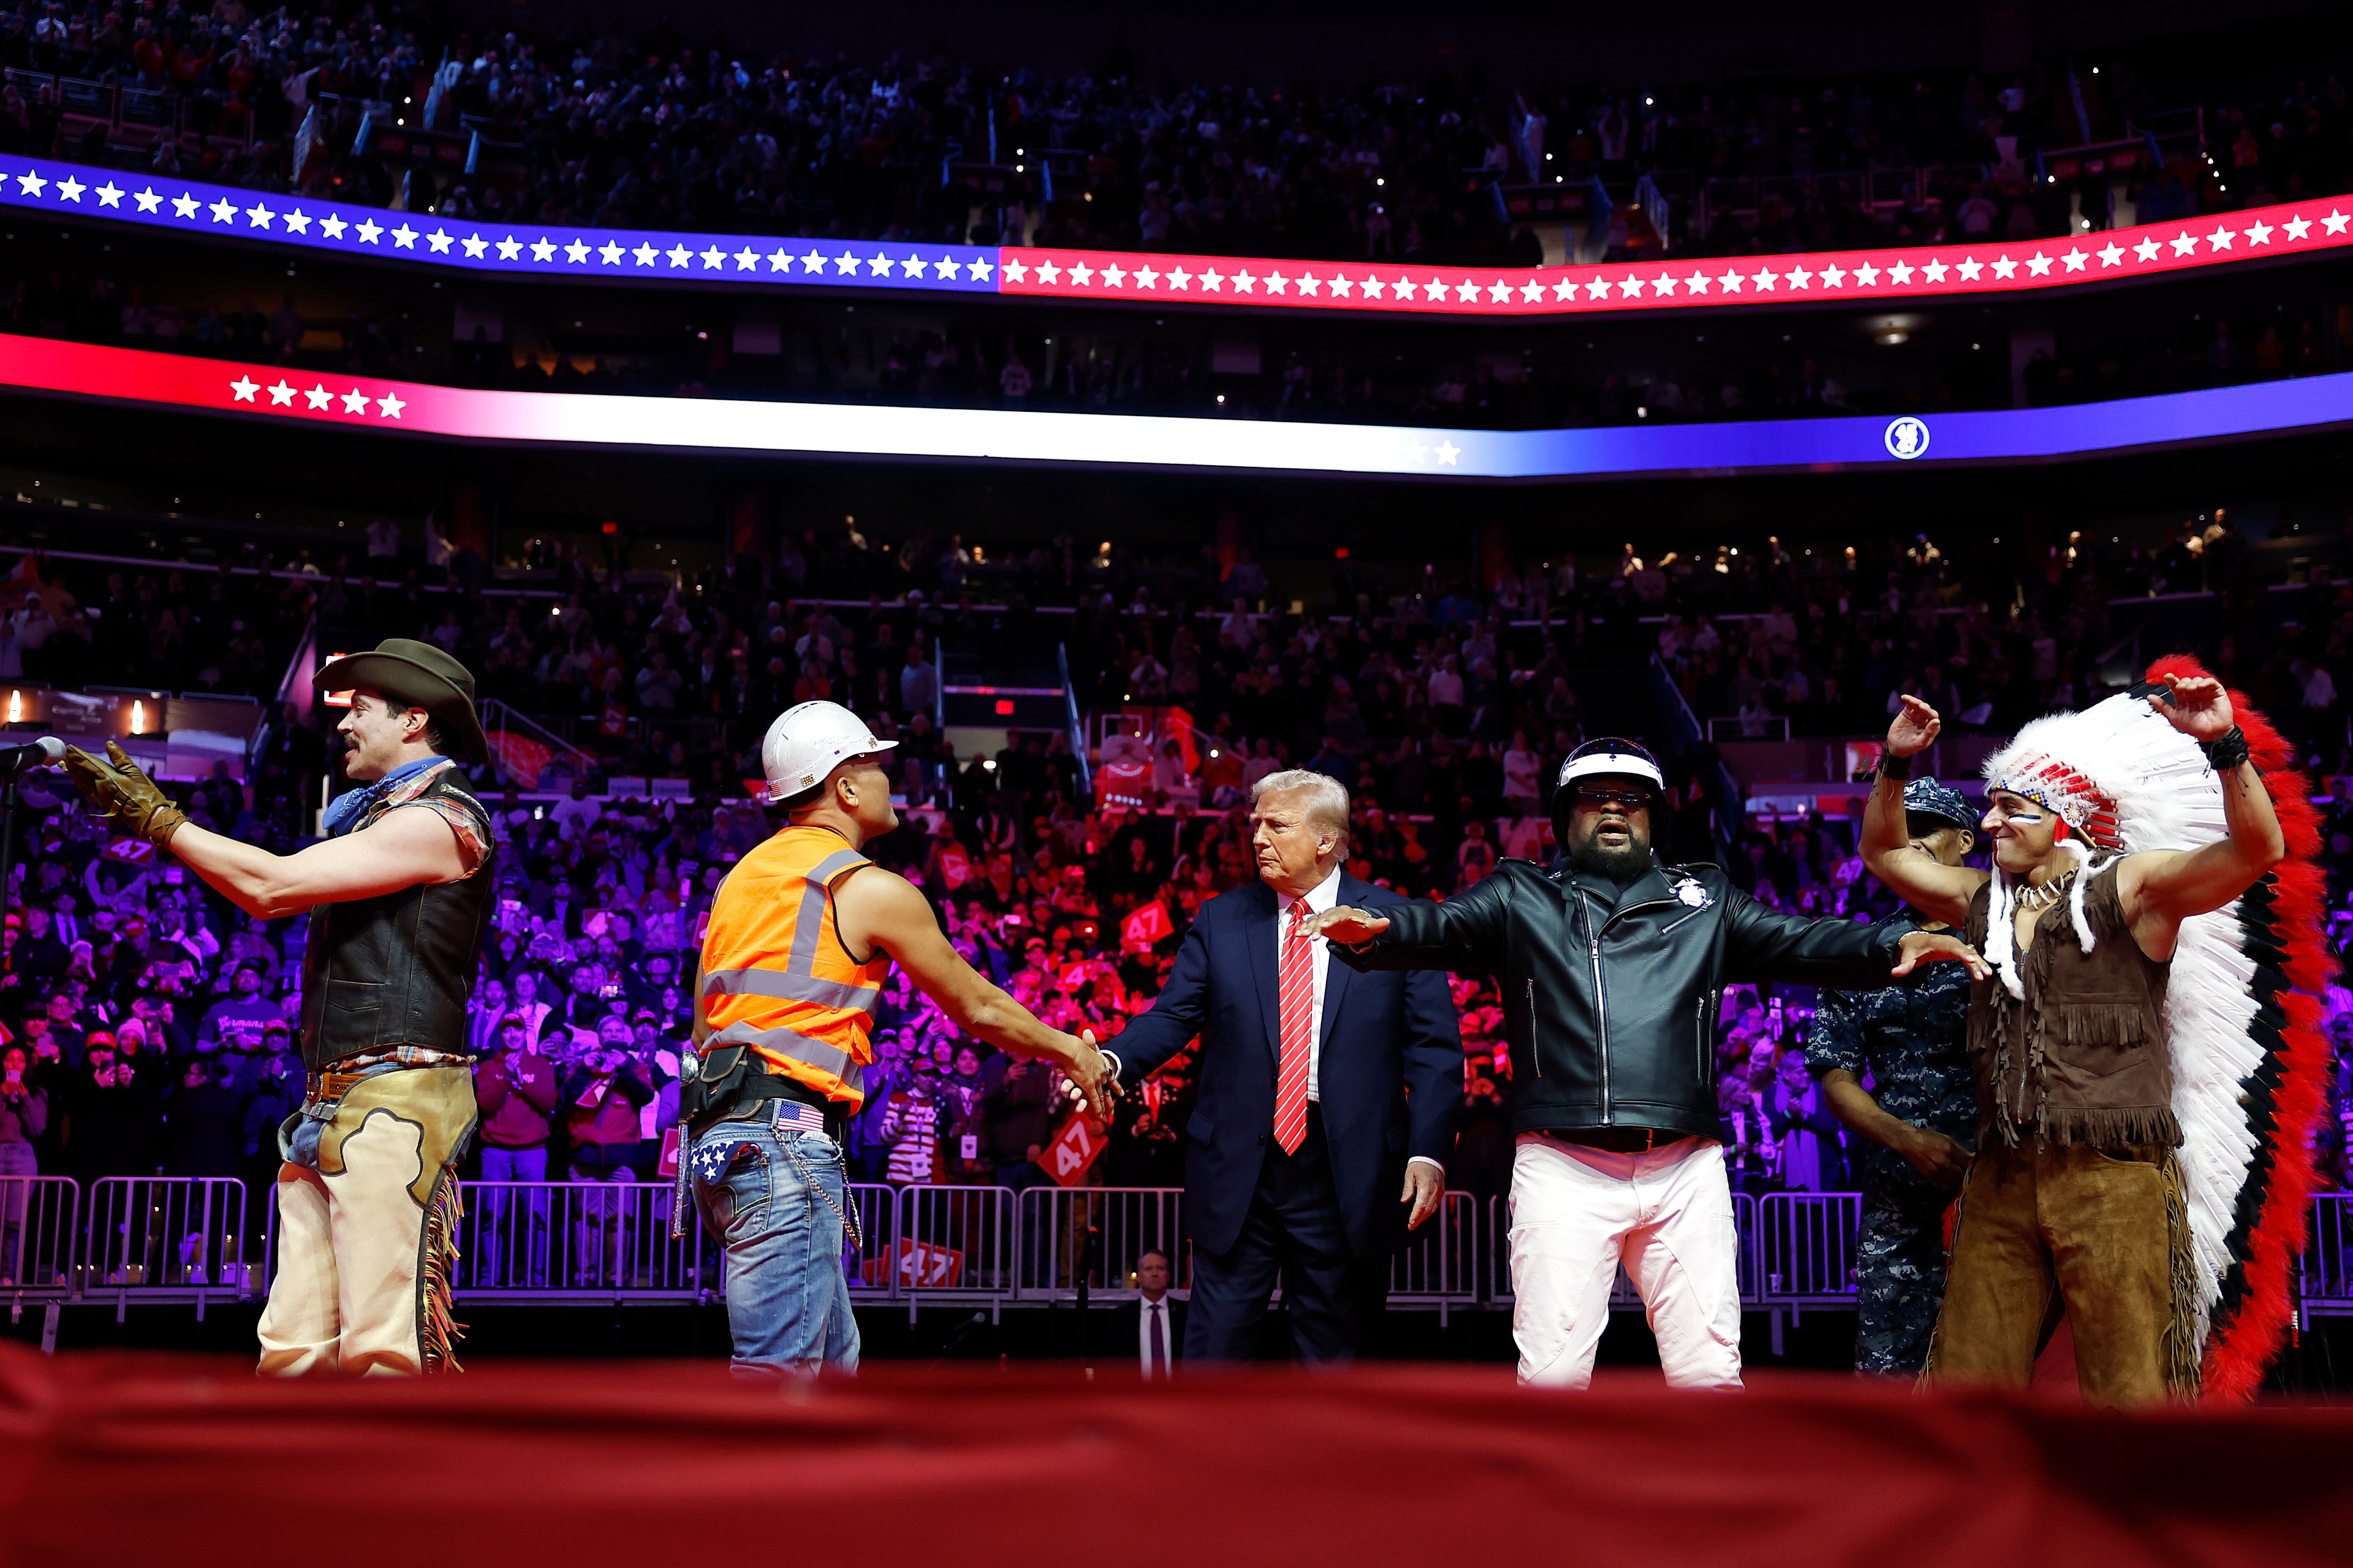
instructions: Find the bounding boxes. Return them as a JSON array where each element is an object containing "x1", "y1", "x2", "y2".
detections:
[
  {"x1": 1549, "y1": 1127, "x2": 1678, "y2": 1154},
  {"x1": 694, "y1": 1071, "x2": 849, "y2": 1140}
]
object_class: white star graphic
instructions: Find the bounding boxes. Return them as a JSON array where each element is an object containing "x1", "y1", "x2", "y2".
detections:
[
  {"x1": 874, "y1": 255, "x2": 901, "y2": 276},
  {"x1": 1426, "y1": 279, "x2": 1452, "y2": 301},
  {"x1": 2245, "y1": 219, "x2": 2274, "y2": 245},
  {"x1": 2325, "y1": 210, "x2": 2350, "y2": 235},
  {"x1": 209, "y1": 197, "x2": 237, "y2": 224},
  {"x1": 1231, "y1": 268, "x2": 1255, "y2": 293},
  {"x1": 1265, "y1": 272, "x2": 1289, "y2": 295},
  {"x1": 1887, "y1": 260, "x2": 1913, "y2": 285},
  {"x1": 1617, "y1": 276, "x2": 1644, "y2": 298},
  {"x1": 267, "y1": 380, "x2": 294, "y2": 406},
  {"x1": 765, "y1": 248, "x2": 790, "y2": 271},
  {"x1": 282, "y1": 208, "x2": 310, "y2": 235},
  {"x1": 1433, "y1": 441, "x2": 1460, "y2": 466},
  {"x1": 1201, "y1": 269, "x2": 1227, "y2": 293},
  {"x1": 830, "y1": 252, "x2": 858, "y2": 274},
  {"x1": 635, "y1": 243, "x2": 659, "y2": 266},
  {"x1": 666, "y1": 245, "x2": 691, "y2": 268},
  {"x1": 1784, "y1": 266, "x2": 1811, "y2": 290},
  {"x1": 1359, "y1": 276, "x2": 1384, "y2": 298},
  {"x1": 1004, "y1": 258, "x2": 1031, "y2": 284},
  {"x1": 133, "y1": 186, "x2": 160, "y2": 213},
  {"x1": 801, "y1": 249, "x2": 827, "y2": 271},
  {"x1": 1072, "y1": 261, "x2": 1097, "y2": 287},
  {"x1": 355, "y1": 218, "x2": 382, "y2": 244},
  {"x1": 1955, "y1": 257, "x2": 1982, "y2": 279},
  {"x1": 1328, "y1": 275, "x2": 1354, "y2": 297},
  {"x1": 1103, "y1": 262, "x2": 1128, "y2": 287},
  {"x1": 1137, "y1": 264, "x2": 1161, "y2": 289},
  {"x1": 248, "y1": 202, "x2": 275, "y2": 229},
  {"x1": 428, "y1": 229, "x2": 452, "y2": 254},
  {"x1": 700, "y1": 246, "x2": 725, "y2": 270},
  {"x1": 1520, "y1": 279, "x2": 1544, "y2": 302},
  {"x1": 1684, "y1": 271, "x2": 1710, "y2": 295},
  {"x1": 1718, "y1": 268, "x2": 1744, "y2": 293},
  {"x1": 1752, "y1": 267, "x2": 1779, "y2": 292},
  {"x1": 1988, "y1": 255, "x2": 2017, "y2": 279},
  {"x1": 2024, "y1": 251, "x2": 2052, "y2": 275},
  {"x1": 341, "y1": 388, "x2": 369, "y2": 415},
  {"x1": 2284, "y1": 216, "x2": 2313, "y2": 241},
  {"x1": 1922, "y1": 259, "x2": 1947, "y2": 282},
  {"x1": 2097, "y1": 242, "x2": 2124, "y2": 267},
  {"x1": 1552, "y1": 277, "x2": 1576, "y2": 300},
  {"x1": 13, "y1": 170, "x2": 43, "y2": 197},
  {"x1": 1452, "y1": 279, "x2": 1478, "y2": 302},
  {"x1": 1295, "y1": 273, "x2": 1319, "y2": 296},
  {"x1": 172, "y1": 192, "x2": 199, "y2": 219},
  {"x1": 1820, "y1": 262, "x2": 1847, "y2": 287},
  {"x1": 496, "y1": 235, "x2": 523, "y2": 260},
  {"x1": 601, "y1": 243, "x2": 625, "y2": 265},
  {"x1": 2061, "y1": 248, "x2": 2087, "y2": 272},
  {"x1": 1487, "y1": 280, "x2": 1512, "y2": 303},
  {"x1": 392, "y1": 224, "x2": 417, "y2": 250},
  {"x1": 2133, "y1": 235, "x2": 2160, "y2": 261},
  {"x1": 1168, "y1": 266, "x2": 1192, "y2": 290},
  {"x1": 462, "y1": 234, "x2": 488, "y2": 259},
  {"x1": 2169, "y1": 230, "x2": 2198, "y2": 256},
  {"x1": 303, "y1": 384, "x2": 332, "y2": 410},
  {"x1": 528, "y1": 237, "x2": 555, "y2": 262},
  {"x1": 322, "y1": 213, "x2": 350, "y2": 239},
  {"x1": 1037, "y1": 259, "x2": 1064, "y2": 286},
  {"x1": 567, "y1": 240, "x2": 591, "y2": 264},
  {"x1": 229, "y1": 376, "x2": 258, "y2": 402},
  {"x1": 376, "y1": 392, "x2": 404, "y2": 419},
  {"x1": 1586, "y1": 276, "x2": 1611, "y2": 299},
  {"x1": 95, "y1": 181, "x2": 121, "y2": 208},
  {"x1": 733, "y1": 247, "x2": 759, "y2": 271},
  {"x1": 55, "y1": 175, "x2": 83, "y2": 203},
  {"x1": 1854, "y1": 261, "x2": 1882, "y2": 285},
  {"x1": 968, "y1": 257, "x2": 995, "y2": 281},
  {"x1": 2206, "y1": 227, "x2": 2235, "y2": 251}
]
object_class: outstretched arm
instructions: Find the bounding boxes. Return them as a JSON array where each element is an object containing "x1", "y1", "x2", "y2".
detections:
[
  {"x1": 2120, "y1": 673, "x2": 2287, "y2": 944},
  {"x1": 165, "y1": 810, "x2": 467, "y2": 921},
  {"x1": 1310, "y1": 874, "x2": 1512, "y2": 975},
  {"x1": 834, "y1": 865, "x2": 1112, "y2": 1118},
  {"x1": 1860, "y1": 695, "x2": 1986, "y2": 926}
]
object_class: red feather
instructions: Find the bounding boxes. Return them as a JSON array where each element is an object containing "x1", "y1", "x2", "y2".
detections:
[{"x1": 2146, "y1": 655, "x2": 2338, "y2": 1400}]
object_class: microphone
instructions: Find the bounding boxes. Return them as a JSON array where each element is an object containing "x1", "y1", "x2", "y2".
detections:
[{"x1": 0, "y1": 737, "x2": 66, "y2": 776}]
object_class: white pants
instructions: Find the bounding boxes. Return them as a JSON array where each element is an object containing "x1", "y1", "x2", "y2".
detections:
[{"x1": 1507, "y1": 1132, "x2": 1743, "y2": 1390}]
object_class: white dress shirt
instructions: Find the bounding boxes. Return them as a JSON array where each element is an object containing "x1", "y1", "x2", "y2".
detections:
[{"x1": 1137, "y1": 1292, "x2": 1175, "y2": 1377}]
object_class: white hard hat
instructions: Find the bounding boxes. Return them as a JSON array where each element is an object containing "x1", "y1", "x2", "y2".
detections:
[{"x1": 760, "y1": 701, "x2": 897, "y2": 803}]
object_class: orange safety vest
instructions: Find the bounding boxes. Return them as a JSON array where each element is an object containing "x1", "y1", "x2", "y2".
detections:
[{"x1": 697, "y1": 825, "x2": 890, "y2": 1109}]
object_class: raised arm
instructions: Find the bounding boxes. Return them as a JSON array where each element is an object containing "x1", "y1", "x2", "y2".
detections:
[
  {"x1": 2119, "y1": 673, "x2": 2288, "y2": 945},
  {"x1": 832, "y1": 865, "x2": 1112, "y2": 1118},
  {"x1": 1860, "y1": 696, "x2": 1986, "y2": 927}
]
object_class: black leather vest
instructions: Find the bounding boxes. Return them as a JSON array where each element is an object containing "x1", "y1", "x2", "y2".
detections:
[{"x1": 299, "y1": 767, "x2": 495, "y2": 1070}]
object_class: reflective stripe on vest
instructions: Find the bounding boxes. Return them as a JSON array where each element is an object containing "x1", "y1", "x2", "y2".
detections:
[{"x1": 698, "y1": 829, "x2": 888, "y2": 1110}]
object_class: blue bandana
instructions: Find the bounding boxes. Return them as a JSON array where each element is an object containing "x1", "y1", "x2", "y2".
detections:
[{"x1": 323, "y1": 756, "x2": 449, "y2": 838}]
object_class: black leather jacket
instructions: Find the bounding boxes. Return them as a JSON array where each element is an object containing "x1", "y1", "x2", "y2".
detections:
[{"x1": 1333, "y1": 857, "x2": 1904, "y2": 1142}]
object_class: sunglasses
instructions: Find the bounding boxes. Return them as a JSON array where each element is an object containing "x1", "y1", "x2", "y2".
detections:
[{"x1": 1574, "y1": 787, "x2": 1656, "y2": 811}]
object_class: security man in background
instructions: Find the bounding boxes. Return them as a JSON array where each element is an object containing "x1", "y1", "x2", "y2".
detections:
[
  {"x1": 686, "y1": 700, "x2": 1113, "y2": 1377},
  {"x1": 1803, "y1": 777, "x2": 1981, "y2": 1377}
]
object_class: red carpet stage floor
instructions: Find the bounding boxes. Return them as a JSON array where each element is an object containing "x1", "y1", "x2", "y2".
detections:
[{"x1": 2, "y1": 1346, "x2": 2351, "y2": 1567}]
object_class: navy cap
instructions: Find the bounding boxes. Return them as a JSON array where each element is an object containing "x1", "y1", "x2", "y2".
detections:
[{"x1": 1903, "y1": 777, "x2": 1976, "y2": 833}]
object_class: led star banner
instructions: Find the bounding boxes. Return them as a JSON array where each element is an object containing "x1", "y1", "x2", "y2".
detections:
[
  {"x1": 3, "y1": 332, "x2": 2351, "y2": 479},
  {"x1": 4, "y1": 153, "x2": 2350, "y2": 320}
]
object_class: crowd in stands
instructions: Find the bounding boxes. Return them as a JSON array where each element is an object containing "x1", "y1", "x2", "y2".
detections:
[
  {"x1": 1, "y1": 1, "x2": 2351, "y2": 267},
  {"x1": 6, "y1": 494, "x2": 2353, "y2": 1241}
]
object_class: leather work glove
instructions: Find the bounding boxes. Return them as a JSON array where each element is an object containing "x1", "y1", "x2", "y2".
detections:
[{"x1": 62, "y1": 741, "x2": 189, "y2": 848}]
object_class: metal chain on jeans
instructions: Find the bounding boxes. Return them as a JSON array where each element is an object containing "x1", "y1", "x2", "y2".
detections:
[{"x1": 775, "y1": 1132, "x2": 862, "y2": 1256}]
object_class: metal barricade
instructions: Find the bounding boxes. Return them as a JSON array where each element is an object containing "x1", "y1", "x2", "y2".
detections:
[
  {"x1": 0, "y1": 1176, "x2": 77, "y2": 1298},
  {"x1": 1390, "y1": 1192, "x2": 1476, "y2": 1317},
  {"x1": 844, "y1": 1183, "x2": 899, "y2": 1297},
  {"x1": 1754, "y1": 1191, "x2": 1863, "y2": 1311},
  {"x1": 1015, "y1": 1186, "x2": 1185, "y2": 1301},
  {"x1": 2300, "y1": 1192, "x2": 2353, "y2": 1320},
  {"x1": 893, "y1": 1185, "x2": 1017, "y2": 1312},
  {"x1": 80, "y1": 1178, "x2": 252, "y2": 1305},
  {"x1": 458, "y1": 1181, "x2": 706, "y2": 1300}
]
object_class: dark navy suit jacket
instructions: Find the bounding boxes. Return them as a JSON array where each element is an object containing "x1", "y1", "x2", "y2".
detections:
[{"x1": 1107, "y1": 875, "x2": 1461, "y2": 1259}]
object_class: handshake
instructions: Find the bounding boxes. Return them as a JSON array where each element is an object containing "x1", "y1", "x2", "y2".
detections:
[{"x1": 1058, "y1": 1027, "x2": 1120, "y2": 1122}]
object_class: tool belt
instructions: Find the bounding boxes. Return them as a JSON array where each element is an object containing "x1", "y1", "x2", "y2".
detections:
[{"x1": 678, "y1": 1042, "x2": 849, "y2": 1142}]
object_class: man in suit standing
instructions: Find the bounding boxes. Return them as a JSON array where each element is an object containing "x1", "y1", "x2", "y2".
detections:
[
  {"x1": 1107, "y1": 1249, "x2": 1188, "y2": 1379},
  {"x1": 1103, "y1": 770, "x2": 1460, "y2": 1364}
]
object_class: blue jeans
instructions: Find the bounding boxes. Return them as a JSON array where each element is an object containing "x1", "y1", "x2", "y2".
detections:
[
  {"x1": 476, "y1": 1145, "x2": 548, "y2": 1287},
  {"x1": 691, "y1": 1121, "x2": 859, "y2": 1377}
]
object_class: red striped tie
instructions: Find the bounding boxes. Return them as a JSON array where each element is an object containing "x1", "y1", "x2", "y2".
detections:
[{"x1": 1273, "y1": 898, "x2": 1314, "y2": 1154}]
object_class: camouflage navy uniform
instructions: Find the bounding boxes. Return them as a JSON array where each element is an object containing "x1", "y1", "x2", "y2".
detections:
[{"x1": 1806, "y1": 913, "x2": 1977, "y2": 1376}]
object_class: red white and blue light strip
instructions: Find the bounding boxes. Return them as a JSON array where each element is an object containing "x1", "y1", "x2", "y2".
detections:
[
  {"x1": 4, "y1": 153, "x2": 2350, "y2": 318},
  {"x1": 4, "y1": 331, "x2": 2352, "y2": 479}
]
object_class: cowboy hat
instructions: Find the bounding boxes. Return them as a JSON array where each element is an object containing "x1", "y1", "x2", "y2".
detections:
[{"x1": 316, "y1": 638, "x2": 488, "y2": 763}]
